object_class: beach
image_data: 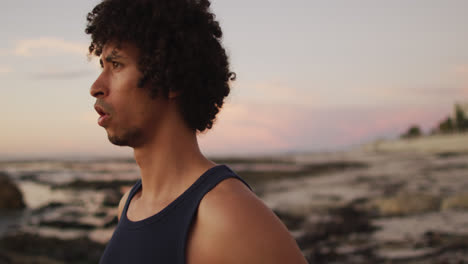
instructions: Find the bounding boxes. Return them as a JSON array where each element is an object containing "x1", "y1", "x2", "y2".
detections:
[{"x1": 1, "y1": 135, "x2": 468, "y2": 263}]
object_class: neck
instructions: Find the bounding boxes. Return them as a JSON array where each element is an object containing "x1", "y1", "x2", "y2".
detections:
[{"x1": 133, "y1": 118, "x2": 215, "y2": 203}]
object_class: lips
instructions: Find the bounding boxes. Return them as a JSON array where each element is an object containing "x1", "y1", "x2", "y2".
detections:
[
  {"x1": 94, "y1": 105, "x2": 108, "y2": 116},
  {"x1": 94, "y1": 104, "x2": 110, "y2": 126}
]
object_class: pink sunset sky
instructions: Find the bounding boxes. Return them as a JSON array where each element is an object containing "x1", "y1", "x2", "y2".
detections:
[{"x1": 1, "y1": 0, "x2": 467, "y2": 159}]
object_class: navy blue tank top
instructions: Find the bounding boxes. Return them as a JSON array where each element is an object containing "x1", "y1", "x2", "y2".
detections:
[{"x1": 99, "y1": 164, "x2": 251, "y2": 264}]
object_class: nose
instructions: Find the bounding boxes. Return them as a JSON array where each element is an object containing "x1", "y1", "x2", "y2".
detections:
[{"x1": 90, "y1": 72, "x2": 108, "y2": 98}]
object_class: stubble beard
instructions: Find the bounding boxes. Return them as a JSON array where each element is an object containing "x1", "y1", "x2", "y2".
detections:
[{"x1": 107, "y1": 127, "x2": 145, "y2": 148}]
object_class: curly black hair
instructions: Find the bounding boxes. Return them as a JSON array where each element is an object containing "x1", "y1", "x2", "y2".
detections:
[{"x1": 85, "y1": 0, "x2": 235, "y2": 132}]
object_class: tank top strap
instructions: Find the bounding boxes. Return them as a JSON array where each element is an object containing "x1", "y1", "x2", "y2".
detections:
[
  {"x1": 200, "y1": 164, "x2": 252, "y2": 194},
  {"x1": 177, "y1": 164, "x2": 252, "y2": 209},
  {"x1": 121, "y1": 179, "x2": 142, "y2": 220}
]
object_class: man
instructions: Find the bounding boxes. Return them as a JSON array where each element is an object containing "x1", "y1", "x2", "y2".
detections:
[{"x1": 87, "y1": 0, "x2": 307, "y2": 263}]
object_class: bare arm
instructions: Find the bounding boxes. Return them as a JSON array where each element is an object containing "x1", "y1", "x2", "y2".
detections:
[{"x1": 187, "y1": 178, "x2": 308, "y2": 264}]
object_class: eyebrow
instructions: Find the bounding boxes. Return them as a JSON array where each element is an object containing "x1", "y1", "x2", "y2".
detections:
[
  {"x1": 99, "y1": 50, "x2": 126, "y2": 67},
  {"x1": 104, "y1": 53, "x2": 124, "y2": 62},
  {"x1": 104, "y1": 48, "x2": 126, "y2": 61}
]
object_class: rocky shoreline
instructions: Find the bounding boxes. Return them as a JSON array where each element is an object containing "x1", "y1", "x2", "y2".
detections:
[{"x1": 0, "y1": 149, "x2": 468, "y2": 263}]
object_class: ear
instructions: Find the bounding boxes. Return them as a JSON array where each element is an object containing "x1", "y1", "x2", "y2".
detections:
[{"x1": 168, "y1": 89, "x2": 182, "y2": 99}]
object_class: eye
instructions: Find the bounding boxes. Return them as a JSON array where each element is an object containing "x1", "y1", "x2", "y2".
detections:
[{"x1": 112, "y1": 61, "x2": 121, "y2": 69}]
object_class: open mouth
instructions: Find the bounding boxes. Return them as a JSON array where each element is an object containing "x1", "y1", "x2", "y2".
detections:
[
  {"x1": 94, "y1": 105, "x2": 110, "y2": 126},
  {"x1": 94, "y1": 105, "x2": 109, "y2": 116}
]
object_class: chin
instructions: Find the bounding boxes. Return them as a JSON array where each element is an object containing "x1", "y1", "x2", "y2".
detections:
[
  {"x1": 107, "y1": 128, "x2": 144, "y2": 147},
  {"x1": 108, "y1": 136, "x2": 131, "y2": 146}
]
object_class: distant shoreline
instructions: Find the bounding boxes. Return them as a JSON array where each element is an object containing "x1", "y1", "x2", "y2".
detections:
[
  {"x1": 360, "y1": 132, "x2": 468, "y2": 154},
  {"x1": 2, "y1": 132, "x2": 467, "y2": 162}
]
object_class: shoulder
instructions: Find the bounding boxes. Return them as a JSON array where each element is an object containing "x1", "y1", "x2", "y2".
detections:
[{"x1": 186, "y1": 177, "x2": 307, "y2": 264}]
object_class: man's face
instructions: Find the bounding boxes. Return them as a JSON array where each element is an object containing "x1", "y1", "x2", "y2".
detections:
[{"x1": 90, "y1": 42, "x2": 169, "y2": 148}]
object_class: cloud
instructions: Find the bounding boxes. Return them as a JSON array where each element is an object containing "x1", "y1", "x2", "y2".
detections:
[
  {"x1": 29, "y1": 68, "x2": 93, "y2": 80},
  {"x1": 14, "y1": 37, "x2": 88, "y2": 57},
  {"x1": 198, "y1": 102, "x2": 294, "y2": 154},
  {"x1": 0, "y1": 66, "x2": 12, "y2": 74},
  {"x1": 199, "y1": 102, "x2": 453, "y2": 154}
]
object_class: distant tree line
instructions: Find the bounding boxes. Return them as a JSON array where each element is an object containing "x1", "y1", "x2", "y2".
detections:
[
  {"x1": 437, "y1": 105, "x2": 468, "y2": 133},
  {"x1": 400, "y1": 104, "x2": 468, "y2": 139},
  {"x1": 401, "y1": 125, "x2": 422, "y2": 139}
]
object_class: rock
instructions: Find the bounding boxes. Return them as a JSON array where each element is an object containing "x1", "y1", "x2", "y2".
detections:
[
  {"x1": 273, "y1": 209, "x2": 305, "y2": 230},
  {"x1": 39, "y1": 219, "x2": 96, "y2": 230},
  {"x1": 0, "y1": 172, "x2": 25, "y2": 209},
  {"x1": 52, "y1": 179, "x2": 136, "y2": 190},
  {"x1": 367, "y1": 192, "x2": 440, "y2": 217},
  {"x1": 18, "y1": 173, "x2": 38, "y2": 181},
  {"x1": 435, "y1": 152, "x2": 467, "y2": 159},
  {"x1": 441, "y1": 193, "x2": 468, "y2": 211},
  {"x1": 0, "y1": 252, "x2": 63, "y2": 264},
  {"x1": 0, "y1": 250, "x2": 11, "y2": 264},
  {"x1": 102, "y1": 190, "x2": 121, "y2": 207},
  {"x1": 103, "y1": 216, "x2": 118, "y2": 228},
  {"x1": 0, "y1": 232, "x2": 105, "y2": 264},
  {"x1": 298, "y1": 205, "x2": 378, "y2": 263},
  {"x1": 94, "y1": 211, "x2": 107, "y2": 217},
  {"x1": 376, "y1": 231, "x2": 468, "y2": 263},
  {"x1": 32, "y1": 202, "x2": 65, "y2": 215},
  {"x1": 301, "y1": 206, "x2": 376, "y2": 243},
  {"x1": 432, "y1": 163, "x2": 468, "y2": 171}
]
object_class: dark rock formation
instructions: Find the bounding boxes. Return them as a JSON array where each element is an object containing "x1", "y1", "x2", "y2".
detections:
[
  {"x1": 102, "y1": 190, "x2": 121, "y2": 207},
  {"x1": 0, "y1": 232, "x2": 105, "y2": 264},
  {"x1": 0, "y1": 172, "x2": 25, "y2": 209},
  {"x1": 38, "y1": 219, "x2": 96, "y2": 230},
  {"x1": 52, "y1": 179, "x2": 136, "y2": 190},
  {"x1": 103, "y1": 216, "x2": 118, "y2": 228},
  {"x1": 297, "y1": 205, "x2": 379, "y2": 263},
  {"x1": 31, "y1": 202, "x2": 65, "y2": 215}
]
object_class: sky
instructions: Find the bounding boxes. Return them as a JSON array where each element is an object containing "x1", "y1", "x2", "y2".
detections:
[{"x1": 1, "y1": 0, "x2": 467, "y2": 159}]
